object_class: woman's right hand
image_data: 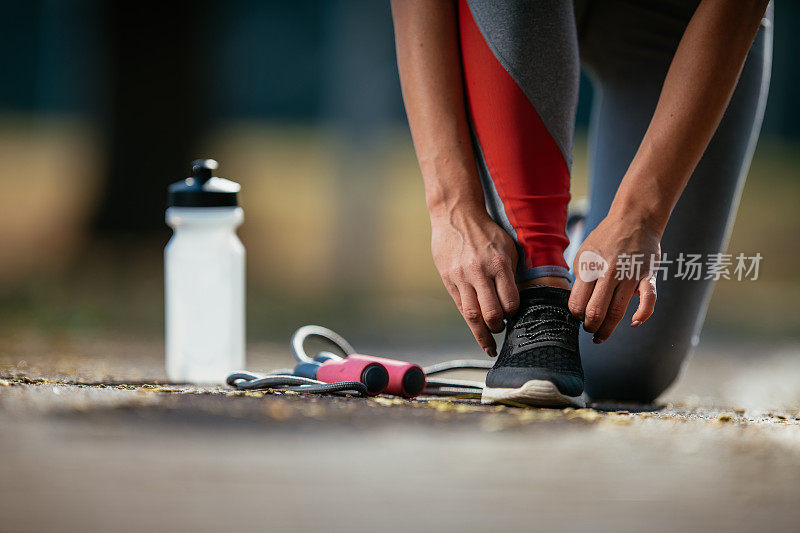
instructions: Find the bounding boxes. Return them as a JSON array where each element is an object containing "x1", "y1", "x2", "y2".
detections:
[{"x1": 430, "y1": 207, "x2": 520, "y2": 356}]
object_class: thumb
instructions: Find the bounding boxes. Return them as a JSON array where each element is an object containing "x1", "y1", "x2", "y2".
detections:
[{"x1": 631, "y1": 275, "x2": 657, "y2": 327}]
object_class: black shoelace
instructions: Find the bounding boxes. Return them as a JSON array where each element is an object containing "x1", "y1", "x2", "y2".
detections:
[{"x1": 515, "y1": 304, "x2": 577, "y2": 348}]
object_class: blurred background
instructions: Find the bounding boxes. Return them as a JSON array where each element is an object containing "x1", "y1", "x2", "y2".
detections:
[{"x1": 0, "y1": 0, "x2": 798, "y2": 353}]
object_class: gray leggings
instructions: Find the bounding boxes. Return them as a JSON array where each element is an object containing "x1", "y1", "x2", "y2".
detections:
[{"x1": 465, "y1": 0, "x2": 773, "y2": 401}]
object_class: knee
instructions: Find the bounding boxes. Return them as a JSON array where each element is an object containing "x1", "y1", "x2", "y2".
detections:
[
  {"x1": 582, "y1": 336, "x2": 689, "y2": 404},
  {"x1": 584, "y1": 368, "x2": 670, "y2": 404}
]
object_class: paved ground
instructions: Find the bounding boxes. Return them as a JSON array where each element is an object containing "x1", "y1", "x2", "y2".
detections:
[{"x1": 1, "y1": 335, "x2": 799, "y2": 532}]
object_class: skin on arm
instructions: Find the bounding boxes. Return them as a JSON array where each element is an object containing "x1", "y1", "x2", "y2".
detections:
[
  {"x1": 390, "y1": 0, "x2": 526, "y2": 356},
  {"x1": 569, "y1": 0, "x2": 770, "y2": 342}
]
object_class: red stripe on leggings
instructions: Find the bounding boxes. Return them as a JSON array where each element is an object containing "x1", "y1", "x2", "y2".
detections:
[{"x1": 459, "y1": 0, "x2": 570, "y2": 271}]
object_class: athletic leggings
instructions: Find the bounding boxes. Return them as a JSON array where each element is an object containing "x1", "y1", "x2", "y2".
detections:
[{"x1": 459, "y1": 0, "x2": 773, "y2": 402}]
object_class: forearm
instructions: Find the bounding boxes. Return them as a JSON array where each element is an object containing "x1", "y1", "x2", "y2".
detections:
[
  {"x1": 610, "y1": 0, "x2": 769, "y2": 234},
  {"x1": 390, "y1": 0, "x2": 485, "y2": 221}
]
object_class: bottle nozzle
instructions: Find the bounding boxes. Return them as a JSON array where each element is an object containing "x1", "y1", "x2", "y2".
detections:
[
  {"x1": 191, "y1": 159, "x2": 218, "y2": 184},
  {"x1": 169, "y1": 158, "x2": 238, "y2": 207}
]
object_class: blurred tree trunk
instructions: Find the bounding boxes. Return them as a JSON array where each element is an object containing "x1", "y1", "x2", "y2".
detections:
[{"x1": 93, "y1": 0, "x2": 207, "y2": 236}]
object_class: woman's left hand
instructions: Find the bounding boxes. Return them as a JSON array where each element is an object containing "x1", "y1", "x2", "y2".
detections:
[
  {"x1": 568, "y1": 212, "x2": 661, "y2": 343},
  {"x1": 564, "y1": 0, "x2": 769, "y2": 345}
]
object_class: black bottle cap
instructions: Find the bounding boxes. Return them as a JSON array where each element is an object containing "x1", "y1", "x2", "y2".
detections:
[{"x1": 168, "y1": 158, "x2": 240, "y2": 207}]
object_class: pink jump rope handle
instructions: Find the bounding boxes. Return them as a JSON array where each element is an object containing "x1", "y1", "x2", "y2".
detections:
[
  {"x1": 347, "y1": 354, "x2": 426, "y2": 398},
  {"x1": 291, "y1": 326, "x2": 425, "y2": 398},
  {"x1": 315, "y1": 358, "x2": 389, "y2": 396}
]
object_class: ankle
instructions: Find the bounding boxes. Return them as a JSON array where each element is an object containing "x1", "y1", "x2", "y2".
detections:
[{"x1": 518, "y1": 276, "x2": 571, "y2": 291}]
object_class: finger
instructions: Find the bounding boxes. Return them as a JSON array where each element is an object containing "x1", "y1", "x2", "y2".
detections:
[
  {"x1": 472, "y1": 277, "x2": 506, "y2": 333},
  {"x1": 493, "y1": 267, "x2": 520, "y2": 317},
  {"x1": 631, "y1": 276, "x2": 657, "y2": 326},
  {"x1": 583, "y1": 277, "x2": 617, "y2": 334},
  {"x1": 443, "y1": 279, "x2": 461, "y2": 310},
  {"x1": 568, "y1": 278, "x2": 595, "y2": 321},
  {"x1": 592, "y1": 281, "x2": 635, "y2": 343},
  {"x1": 457, "y1": 282, "x2": 498, "y2": 356}
]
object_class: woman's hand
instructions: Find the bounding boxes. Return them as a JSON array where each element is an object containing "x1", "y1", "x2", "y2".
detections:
[
  {"x1": 568, "y1": 211, "x2": 661, "y2": 343},
  {"x1": 565, "y1": 0, "x2": 768, "y2": 346},
  {"x1": 391, "y1": 1, "x2": 520, "y2": 355},
  {"x1": 565, "y1": 0, "x2": 768, "y2": 345},
  {"x1": 431, "y1": 207, "x2": 520, "y2": 356}
]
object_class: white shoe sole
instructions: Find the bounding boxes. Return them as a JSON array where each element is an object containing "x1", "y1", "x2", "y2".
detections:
[{"x1": 481, "y1": 379, "x2": 585, "y2": 408}]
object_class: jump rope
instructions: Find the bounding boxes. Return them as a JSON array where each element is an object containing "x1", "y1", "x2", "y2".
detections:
[{"x1": 226, "y1": 325, "x2": 493, "y2": 398}]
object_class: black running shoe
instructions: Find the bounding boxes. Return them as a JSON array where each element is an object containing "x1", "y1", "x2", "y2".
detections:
[{"x1": 482, "y1": 286, "x2": 585, "y2": 407}]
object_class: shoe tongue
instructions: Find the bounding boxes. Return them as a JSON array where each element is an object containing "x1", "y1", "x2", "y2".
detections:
[{"x1": 519, "y1": 286, "x2": 571, "y2": 307}]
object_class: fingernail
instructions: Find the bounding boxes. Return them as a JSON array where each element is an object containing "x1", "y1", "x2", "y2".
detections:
[
  {"x1": 631, "y1": 320, "x2": 642, "y2": 327},
  {"x1": 592, "y1": 336, "x2": 604, "y2": 344},
  {"x1": 486, "y1": 348, "x2": 497, "y2": 357}
]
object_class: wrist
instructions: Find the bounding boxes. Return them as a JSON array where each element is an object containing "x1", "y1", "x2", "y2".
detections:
[
  {"x1": 607, "y1": 191, "x2": 669, "y2": 237},
  {"x1": 425, "y1": 179, "x2": 486, "y2": 222},
  {"x1": 419, "y1": 148, "x2": 486, "y2": 217},
  {"x1": 428, "y1": 199, "x2": 488, "y2": 228},
  {"x1": 609, "y1": 164, "x2": 680, "y2": 236}
]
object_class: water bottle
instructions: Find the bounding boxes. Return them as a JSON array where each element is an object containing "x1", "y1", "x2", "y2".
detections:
[{"x1": 165, "y1": 159, "x2": 245, "y2": 383}]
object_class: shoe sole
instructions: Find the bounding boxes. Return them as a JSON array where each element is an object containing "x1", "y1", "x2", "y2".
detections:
[{"x1": 481, "y1": 379, "x2": 585, "y2": 408}]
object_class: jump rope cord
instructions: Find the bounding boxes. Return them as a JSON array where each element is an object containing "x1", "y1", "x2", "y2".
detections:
[
  {"x1": 226, "y1": 326, "x2": 490, "y2": 397},
  {"x1": 422, "y1": 359, "x2": 491, "y2": 396},
  {"x1": 226, "y1": 372, "x2": 368, "y2": 396}
]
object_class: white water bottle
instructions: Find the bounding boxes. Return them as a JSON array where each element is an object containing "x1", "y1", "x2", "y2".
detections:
[{"x1": 165, "y1": 159, "x2": 245, "y2": 383}]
